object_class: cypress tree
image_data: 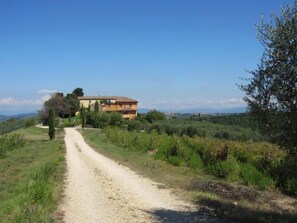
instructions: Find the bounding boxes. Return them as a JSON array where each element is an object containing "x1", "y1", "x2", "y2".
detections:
[
  {"x1": 81, "y1": 107, "x2": 86, "y2": 129},
  {"x1": 48, "y1": 107, "x2": 56, "y2": 140},
  {"x1": 95, "y1": 101, "x2": 99, "y2": 112}
]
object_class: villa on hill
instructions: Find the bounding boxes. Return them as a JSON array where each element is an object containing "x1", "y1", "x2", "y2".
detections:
[{"x1": 78, "y1": 96, "x2": 138, "y2": 119}]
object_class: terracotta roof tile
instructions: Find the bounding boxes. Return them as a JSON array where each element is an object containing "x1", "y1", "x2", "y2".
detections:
[{"x1": 78, "y1": 96, "x2": 138, "y2": 103}]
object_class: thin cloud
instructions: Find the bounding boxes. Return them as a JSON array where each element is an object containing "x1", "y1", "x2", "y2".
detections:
[
  {"x1": 0, "y1": 96, "x2": 51, "y2": 106},
  {"x1": 219, "y1": 98, "x2": 245, "y2": 105},
  {"x1": 0, "y1": 97, "x2": 41, "y2": 106},
  {"x1": 37, "y1": 89, "x2": 57, "y2": 94}
]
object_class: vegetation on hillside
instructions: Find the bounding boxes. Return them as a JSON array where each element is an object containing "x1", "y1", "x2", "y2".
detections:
[
  {"x1": 103, "y1": 127, "x2": 289, "y2": 191},
  {"x1": 82, "y1": 128, "x2": 297, "y2": 223},
  {"x1": 0, "y1": 127, "x2": 65, "y2": 222},
  {"x1": 0, "y1": 117, "x2": 37, "y2": 135},
  {"x1": 82, "y1": 109, "x2": 296, "y2": 194},
  {"x1": 129, "y1": 113, "x2": 264, "y2": 142},
  {"x1": 84, "y1": 110, "x2": 263, "y2": 142}
]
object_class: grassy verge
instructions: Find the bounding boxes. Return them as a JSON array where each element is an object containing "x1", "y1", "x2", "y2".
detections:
[
  {"x1": 0, "y1": 127, "x2": 65, "y2": 223},
  {"x1": 81, "y1": 128, "x2": 297, "y2": 223}
]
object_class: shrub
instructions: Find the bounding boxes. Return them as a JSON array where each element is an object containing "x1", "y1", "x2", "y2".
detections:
[
  {"x1": 239, "y1": 163, "x2": 273, "y2": 189},
  {"x1": 97, "y1": 113, "x2": 110, "y2": 128},
  {"x1": 189, "y1": 154, "x2": 204, "y2": 170},
  {"x1": 214, "y1": 132, "x2": 221, "y2": 139},
  {"x1": 222, "y1": 131, "x2": 230, "y2": 139},
  {"x1": 232, "y1": 147, "x2": 250, "y2": 163},
  {"x1": 86, "y1": 112, "x2": 110, "y2": 128},
  {"x1": 101, "y1": 126, "x2": 287, "y2": 192},
  {"x1": 168, "y1": 156, "x2": 184, "y2": 166},
  {"x1": 284, "y1": 178, "x2": 297, "y2": 195},
  {"x1": 24, "y1": 118, "x2": 36, "y2": 128},
  {"x1": 110, "y1": 112, "x2": 122, "y2": 126},
  {"x1": 167, "y1": 142, "x2": 179, "y2": 157},
  {"x1": 164, "y1": 124, "x2": 181, "y2": 136},
  {"x1": 145, "y1": 110, "x2": 166, "y2": 123},
  {"x1": 127, "y1": 120, "x2": 143, "y2": 131},
  {"x1": 149, "y1": 123, "x2": 165, "y2": 134},
  {"x1": 0, "y1": 134, "x2": 26, "y2": 158},
  {"x1": 272, "y1": 157, "x2": 297, "y2": 195},
  {"x1": 214, "y1": 131, "x2": 230, "y2": 140},
  {"x1": 207, "y1": 158, "x2": 239, "y2": 179}
]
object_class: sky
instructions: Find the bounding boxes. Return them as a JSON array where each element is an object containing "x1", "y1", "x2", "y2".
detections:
[{"x1": 0, "y1": 0, "x2": 295, "y2": 115}]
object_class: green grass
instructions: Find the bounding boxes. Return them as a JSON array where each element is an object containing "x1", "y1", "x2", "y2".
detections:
[
  {"x1": 0, "y1": 127, "x2": 65, "y2": 223},
  {"x1": 81, "y1": 128, "x2": 297, "y2": 223},
  {"x1": 60, "y1": 115, "x2": 81, "y2": 128}
]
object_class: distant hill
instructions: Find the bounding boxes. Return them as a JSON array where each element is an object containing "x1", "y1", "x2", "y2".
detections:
[
  {"x1": 0, "y1": 115, "x2": 9, "y2": 122},
  {"x1": 138, "y1": 107, "x2": 247, "y2": 114},
  {"x1": 137, "y1": 108, "x2": 150, "y2": 114},
  {"x1": 0, "y1": 113, "x2": 37, "y2": 122}
]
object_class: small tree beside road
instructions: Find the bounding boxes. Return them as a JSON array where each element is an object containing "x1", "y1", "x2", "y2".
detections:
[
  {"x1": 81, "y1": 107, "x2": 86, "y2": 129},
  {"x1": 48, "y1": 107, "x2": 56, "y2": 140}
]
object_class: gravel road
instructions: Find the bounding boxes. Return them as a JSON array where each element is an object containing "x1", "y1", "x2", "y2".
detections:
[{"x1": 60, "y1": 128, "x2": 221, "y2": 223}]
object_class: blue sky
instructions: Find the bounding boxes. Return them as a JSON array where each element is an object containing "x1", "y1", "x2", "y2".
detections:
[{"x1": 0, "y1": 0, "x2": 294, "y2": 114}]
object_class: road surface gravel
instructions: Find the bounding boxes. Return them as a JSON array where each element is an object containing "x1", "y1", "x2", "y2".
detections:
[{"x1": 60, "y1": 128, "x2": 221, "y2": 223}]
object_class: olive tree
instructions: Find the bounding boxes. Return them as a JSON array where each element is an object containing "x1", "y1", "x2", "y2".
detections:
[
  {"x1": 240, "y1": 1, "x2": 297, "y2": 158},
  {"x1": 240, "y1": 1, "x2": 297, "y2": 194}
]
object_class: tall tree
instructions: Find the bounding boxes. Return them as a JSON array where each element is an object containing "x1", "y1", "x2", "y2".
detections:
[
  {"x1": 64, "y1": 93, "x2": 80, "y2": 117},
  {"x1": 39, "y1": 93, "x2": 64, "y2": 124},
  {"x1": 240, "y1": 1, "x2": 297, "y2": 158},
  {"x1": 73, "y1": 87, "x2": 84, "y2": 97},
  {"x1": 145, "y1": 110, "x2": 166, "y2": 123},
  {"x1": 48, "y1": 107, "x2": 55, "y2": 140},
  {"x1": 94, "y1": 101, "x2": 99, "y2": 112}
]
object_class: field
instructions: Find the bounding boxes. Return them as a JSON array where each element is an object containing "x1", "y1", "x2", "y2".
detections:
[
  {"x1": 1, "y1": 111, "x2": 296, "y2": 222},
  {"x1": 127, "y1": 113, "x2": 265, "y2": 142},
  {"x1": 0, "y1": 127, "x2": 65, "y2": 222},
  {"x1": 81, "y1": 128, "x2": 297, "y2": 223}
]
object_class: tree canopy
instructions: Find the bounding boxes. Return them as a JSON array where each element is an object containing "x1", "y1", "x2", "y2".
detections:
[
  {"x1": 64, "y1": 93, "x2": 80, "y2": 116},
  {"x1": 73, "y1": 87, "x2": 84, "y2": 97},
  {"x1": 240, "y1": 1, "x2": 297, "y2": 158},
  {"x1": 145, "y1": 110, "x2": 166, "y2": 123},
  {"x1": 39, "y1": 88, "x2": 83, "y2": 124}
]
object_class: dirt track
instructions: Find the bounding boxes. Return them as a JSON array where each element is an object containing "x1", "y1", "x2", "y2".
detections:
[{"x1": 60, "y1": 128, "x2": 221, "y2": 223}]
